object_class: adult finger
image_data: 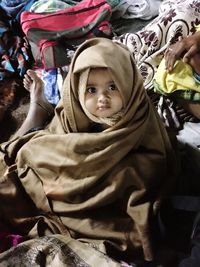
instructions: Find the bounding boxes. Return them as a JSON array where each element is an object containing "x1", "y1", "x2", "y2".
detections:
[
  {"x1": 165, "y1": 48, "x2": 179, "y2": 72},
  {"x1": 165, "y1": 43, "x2": 185, "y2": 72},
  {"x1": 183, "y1": 45, "x2": 199, "y2": 63}
]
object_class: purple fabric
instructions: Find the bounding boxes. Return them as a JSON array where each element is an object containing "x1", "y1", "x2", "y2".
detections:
[{"x1": 0, "y1": 222, "x2": 24, "y2": 253}]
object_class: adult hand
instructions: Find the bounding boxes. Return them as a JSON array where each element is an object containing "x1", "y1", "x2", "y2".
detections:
[{"x1": 164, "y1": 31, "x2": 200, "y2": 72}]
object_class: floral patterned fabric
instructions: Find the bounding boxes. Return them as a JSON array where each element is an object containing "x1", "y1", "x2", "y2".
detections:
[
  {"x1": 0, "y1": 235, "x2": 122, "y2": 266},
  {"x1": 113, "y1": 0, "x2": 200, "y2": 91}
]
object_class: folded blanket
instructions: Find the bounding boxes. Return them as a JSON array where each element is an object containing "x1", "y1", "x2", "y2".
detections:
[{"x1": 117, "y1": 0, "x2": 162, "y2": 20}]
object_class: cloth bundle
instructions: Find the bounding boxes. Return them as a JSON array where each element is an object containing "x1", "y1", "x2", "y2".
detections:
[
  {"x1": 116, "y1": 0, "x2": 162, "y2": 20},
  {"x1": 154, "y1": 59, "x2": 200, "y2": 102}
]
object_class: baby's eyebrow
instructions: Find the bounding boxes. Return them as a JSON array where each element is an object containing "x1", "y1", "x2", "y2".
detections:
[
  {"x1": 86, "y1": 81, "x2": 115, "y2": 86},
  {"x1": 86, "y1": 83, "x2": 95, "y2": 87}
]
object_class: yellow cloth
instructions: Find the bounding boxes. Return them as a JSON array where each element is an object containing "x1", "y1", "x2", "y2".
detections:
[
  {"x1": 0, "y1": 38, "x2": 177, "y2": 262},
  {"x1": 154, "y1": 58, "x2": 200, "y2": 94},
  {"x1": 196, "y1": 24, "x2": 200, "y2": 31}
]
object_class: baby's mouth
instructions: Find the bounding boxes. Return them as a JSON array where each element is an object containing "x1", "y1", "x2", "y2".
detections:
[{"x1": 97, "y1": 105, "x2": 110, "y2": 110}]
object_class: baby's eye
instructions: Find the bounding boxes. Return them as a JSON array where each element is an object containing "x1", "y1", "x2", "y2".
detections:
[
  {"x1": 108, "y1": 83, "x2": 117, "y2": 91},
  {"x1": 86, "y1": 87, "x2": 96, "y2": 94}
]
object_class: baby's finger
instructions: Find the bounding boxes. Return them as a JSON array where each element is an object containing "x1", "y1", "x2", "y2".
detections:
[{"x1": 23, "y1": 73, "x2": 33, "y2": 84}]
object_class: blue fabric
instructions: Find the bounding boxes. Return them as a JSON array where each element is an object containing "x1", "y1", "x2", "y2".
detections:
[
  {"x1": 43, "y1": 69, "x2": 60, "y2": 105},
  {"x1": 0, "y1": 0, "x2": 29, "y2": 16},
  {"x1": 0, "y1": 0, "x2": 37, "y2": 20}
]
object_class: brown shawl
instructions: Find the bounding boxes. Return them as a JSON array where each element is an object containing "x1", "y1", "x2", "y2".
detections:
[{"x1": 0, "y1": 38, "x2": 177, "y2": 261}]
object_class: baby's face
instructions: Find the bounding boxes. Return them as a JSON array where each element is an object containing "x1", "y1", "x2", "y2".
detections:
[{"x1": 84, "y1": 68, "x2": 123, "y2": 118}]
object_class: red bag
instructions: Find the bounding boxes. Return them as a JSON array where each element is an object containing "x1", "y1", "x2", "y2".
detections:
[{"x1": 20, "y1": 0, "x2": 112, "y2": 69}]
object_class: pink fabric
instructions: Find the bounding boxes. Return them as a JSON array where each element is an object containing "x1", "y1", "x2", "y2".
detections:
[{"x1": 0, "y1": 222, "x2": 24, "y2": 252}]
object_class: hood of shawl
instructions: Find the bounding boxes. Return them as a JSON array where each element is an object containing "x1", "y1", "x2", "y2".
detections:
[{"x1": 50, "y1": 38, "x2": 148, "y2": 133}]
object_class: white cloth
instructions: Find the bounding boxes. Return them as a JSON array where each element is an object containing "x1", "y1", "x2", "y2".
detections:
[
  {"x1": 118, "y1": 0, "x2": 162, "y2": 20},
  {"x1": 177, "y1": 122, "x2": 200, "y2": 148}
]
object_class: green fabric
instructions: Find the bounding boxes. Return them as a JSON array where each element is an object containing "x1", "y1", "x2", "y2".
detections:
[
  {"x1": 106, "y1": 0, "x2": 121, "y2": 8},
  {"x1": 154, "y1": 80, "x2": 200, "y2": 102},
  {"x1": 31, "y1": 0, "x2": 121, "y2": 12},
  {"x1": 63, "y1": 0, "x2": 120, "y2": 8}
]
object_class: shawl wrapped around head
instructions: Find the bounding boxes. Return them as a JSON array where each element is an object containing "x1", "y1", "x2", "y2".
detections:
[{"x1": 0, "y1": 38, "x2": 177, "y2": 262}]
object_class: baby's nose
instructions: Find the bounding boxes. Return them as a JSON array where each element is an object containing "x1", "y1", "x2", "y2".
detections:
[{"x1": 98, "y1": 93, "x2": 109, "y2": 103}]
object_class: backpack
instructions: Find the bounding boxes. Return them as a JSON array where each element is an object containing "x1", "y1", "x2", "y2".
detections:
[{"x1": 20, "y1": 0, "x2": 112, "y2": 69}]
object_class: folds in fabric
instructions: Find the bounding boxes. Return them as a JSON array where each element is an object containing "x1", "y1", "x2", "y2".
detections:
[
  {"x1": 154, "y1": 58, "x2": 200, "y2": 101},
  {"x1": 0, "y1": 38, "x2": 178, "y2": 262}
]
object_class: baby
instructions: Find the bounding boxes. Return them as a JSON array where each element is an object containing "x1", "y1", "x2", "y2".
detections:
[{"x1": 3, "y1": 38, "x2": 177, "y2": 264}]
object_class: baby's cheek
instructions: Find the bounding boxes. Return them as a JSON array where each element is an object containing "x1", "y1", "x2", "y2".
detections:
[{"x1": 85, "y1": 98, "x2": 95, "y2": 112}]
